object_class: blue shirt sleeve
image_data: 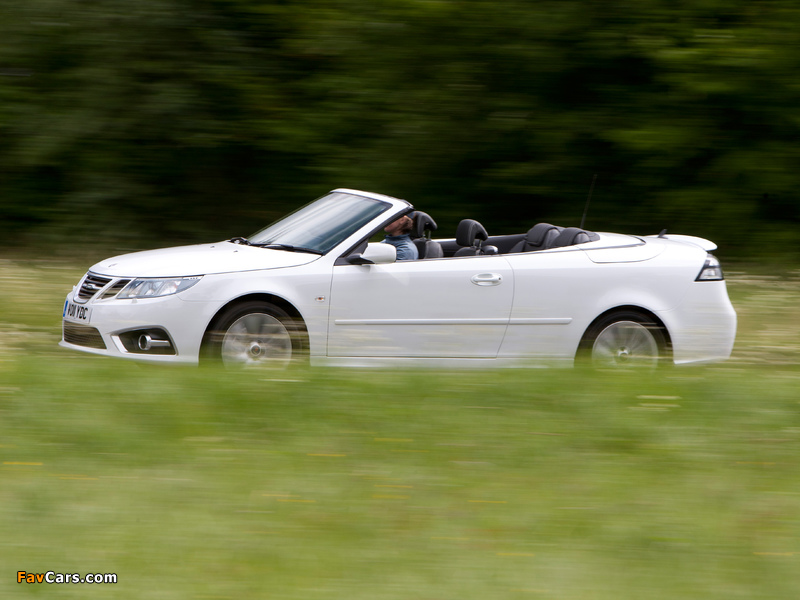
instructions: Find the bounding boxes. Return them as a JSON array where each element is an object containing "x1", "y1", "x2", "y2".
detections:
[{"x1": 383, "y1": 235, "x2": 419, "y2": 261}]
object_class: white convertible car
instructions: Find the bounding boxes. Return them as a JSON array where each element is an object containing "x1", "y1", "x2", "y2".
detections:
[{"x1": 61, "y1": 189, "x2": 736, "y2": 368}]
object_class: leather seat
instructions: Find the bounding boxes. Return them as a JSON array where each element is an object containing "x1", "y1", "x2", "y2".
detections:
[
  {"x1": 411, "y1": 211, "x2": 443, "y2": 259},
  {"x1": 550, "y1": 227, "x2": 591, "y2": 248},
  {"x1": 509, "y1": 223, "x2": 562, "y2": 253},
  {"x1": 453, "y1": 219, "x2": 490, "y2": 256}
]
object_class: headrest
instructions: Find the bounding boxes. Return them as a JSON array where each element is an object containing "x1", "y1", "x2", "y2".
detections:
[
  {"x1": 526, "y1": 223, "x2": 560, "y2": 246},
  {"x1": 456, "y1": 219, "x2": 488, "y2": 247},
  {"x1": 551, "y1": 227, "x2": 591, "y2": 248},
  {"x1": 412, "y1": 211, "x2": 437, "y2": 238}
]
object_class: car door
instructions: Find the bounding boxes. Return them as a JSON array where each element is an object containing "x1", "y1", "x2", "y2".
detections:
[
  {"x1": 499, "y1": 246, "x2": 600, "y2": 359},
  {"x1": 327, "y1": 255, "x2": 514, "y2": 357}
]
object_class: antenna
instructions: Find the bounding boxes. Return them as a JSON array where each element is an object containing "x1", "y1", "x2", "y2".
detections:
[{"x1": 580, "y1": 174, "x2": 597, "y2": 230}]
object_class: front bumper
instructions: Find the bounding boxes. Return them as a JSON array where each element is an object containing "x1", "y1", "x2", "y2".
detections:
[{"x1": 59, "y1": 290, "x2": 217, "y2": 364}]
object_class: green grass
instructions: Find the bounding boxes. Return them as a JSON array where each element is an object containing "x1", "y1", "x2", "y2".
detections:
[{"x1": 1, "y1": 258, "x2": 799, "y2": 599}]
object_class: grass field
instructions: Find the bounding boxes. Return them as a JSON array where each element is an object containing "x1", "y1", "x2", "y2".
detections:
[{"x1": 1, "y1": 258, "x2": 799, "y2": 599}]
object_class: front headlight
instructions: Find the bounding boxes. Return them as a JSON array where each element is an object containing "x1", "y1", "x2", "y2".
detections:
[
  {"x1": 695, "y1": 254, "x2": 724, "y2": 281},
  {"x1": 117, "y1": 276, "x2": 202, "y2": 299}
]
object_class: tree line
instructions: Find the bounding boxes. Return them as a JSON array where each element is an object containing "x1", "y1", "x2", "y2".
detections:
[{"x1": 2, "y1": 0, "x2": 799, "y2": 258}]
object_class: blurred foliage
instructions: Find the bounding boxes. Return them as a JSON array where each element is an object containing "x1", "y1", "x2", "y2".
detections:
[{"x1": 1, "y1": 0, "x2": 800, "y2": 257}]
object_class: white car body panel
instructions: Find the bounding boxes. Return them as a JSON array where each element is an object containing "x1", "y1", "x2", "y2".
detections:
[
  {"x1": 645, "y1": 233, "x2": 718, "y2": 252},
  {"x1": 328, "y1": 255, "x2": 514, "y2": 357},
  {"x1": 60, "y1": 188, "x2": 736, "y2": 367},
  {"x1": 582, "y1": 233, "x2": 664, "y2": 263}
]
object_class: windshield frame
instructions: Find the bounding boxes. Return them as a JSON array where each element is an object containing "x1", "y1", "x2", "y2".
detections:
[{"x1": 248, "y1": 191, "x2": 395, "y2": 255}]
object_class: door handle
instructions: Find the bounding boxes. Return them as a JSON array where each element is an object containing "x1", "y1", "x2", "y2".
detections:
[{"x1": 471, "y1": 273, "x2": 503, "y2": 286}]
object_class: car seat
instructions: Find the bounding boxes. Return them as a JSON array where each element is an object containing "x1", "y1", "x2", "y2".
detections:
[
  {"x1": 509, "y1": 223, "x2": 562, "y2": 252},
  {"x1": 411, "y1": 211, "x2": 444, "y2": 259},
  {"x1": 454, "y1": 219, "x2": 490, "y2": 256},
  {"x1": 550, "y1": 227, "x2": 591, "y2": 248}
]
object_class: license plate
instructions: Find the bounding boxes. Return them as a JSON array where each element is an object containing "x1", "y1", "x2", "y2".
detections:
[{"x1": 63, "y1": 299, "x2": 92, "y2": 323}]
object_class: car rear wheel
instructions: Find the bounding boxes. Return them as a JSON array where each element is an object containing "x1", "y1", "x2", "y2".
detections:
[
  {"x1": 204, "y1": 301, "x2": 306, "y2": 368},
  {"x1": 578, "y1": 311, "x2": 668, "y2": 368}
]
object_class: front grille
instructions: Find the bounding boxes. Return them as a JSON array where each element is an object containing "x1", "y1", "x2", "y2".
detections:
[
  {"x1": 77, "y1": 273, "x2": 112, "y2": 301},
  {"x1": 63, "y1": 322, "x2": 107, "y2": 349}
]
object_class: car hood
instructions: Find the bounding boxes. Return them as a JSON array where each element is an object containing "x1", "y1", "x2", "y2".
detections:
[{"x1": 90, "y1": 242, "x2": 320, "y2": 277}]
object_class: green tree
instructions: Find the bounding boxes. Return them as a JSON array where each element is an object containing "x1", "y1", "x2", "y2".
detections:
[{"x1": 1, "y1": 0, "x2": 799, "y2": 257}]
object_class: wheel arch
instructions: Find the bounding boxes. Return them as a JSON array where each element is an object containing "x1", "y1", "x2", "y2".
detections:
[
  {"x1": 201, "y1": 293, "x2": 309, "y2": 353},
  {"x1": 578, "y1": 305, "x2": 673, "y2": 359}
]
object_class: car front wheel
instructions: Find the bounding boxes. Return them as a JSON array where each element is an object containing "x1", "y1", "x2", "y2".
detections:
[
  {"x1": 204, "y1": 301, "x2": 306, "y2": 368},
  {"x1": 578, "y1": 311, "x2": 668, "y2": 368}
]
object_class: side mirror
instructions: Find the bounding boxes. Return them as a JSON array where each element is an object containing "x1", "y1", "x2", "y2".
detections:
[{"x1": 347, "y1": 242, "x2": 397, "y2": 265}]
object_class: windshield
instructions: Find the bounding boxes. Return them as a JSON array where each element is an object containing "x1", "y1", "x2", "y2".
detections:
[{"x1": 249, "y1": 192, "x2": 391, "y2": 254}]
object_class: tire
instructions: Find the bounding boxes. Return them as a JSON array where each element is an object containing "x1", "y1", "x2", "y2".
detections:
[
  {"x1": 578, "y1": 310, "x2": 669, "y2": 369},
  {"x1": 203, "y1": 301, "x2": 307, "y2": 368}
]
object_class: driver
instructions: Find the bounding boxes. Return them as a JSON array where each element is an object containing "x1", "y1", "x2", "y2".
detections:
[{"x1": 382, "y1": 214, "x2": 419, "y2": 261}]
